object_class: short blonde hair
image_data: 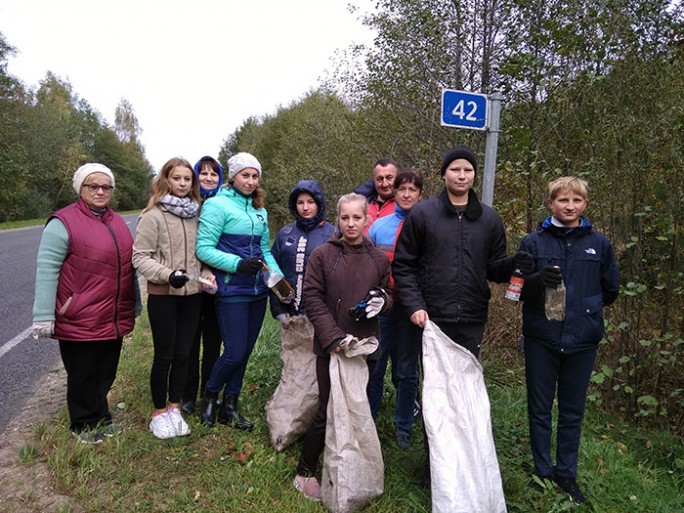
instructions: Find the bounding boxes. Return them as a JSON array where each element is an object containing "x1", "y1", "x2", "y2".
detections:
[{"x1": 548, "y1": 176, "x2": 588, "y2": 201}]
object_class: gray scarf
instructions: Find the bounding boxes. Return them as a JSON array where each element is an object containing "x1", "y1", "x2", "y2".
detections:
[{"x1": 158, "y1": 194, "x2": 200, "y2": 218}]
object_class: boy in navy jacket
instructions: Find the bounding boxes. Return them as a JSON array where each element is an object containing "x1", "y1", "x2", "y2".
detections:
[{"x1": 519, "y1": 176, "x2": 620, "y2": 505}]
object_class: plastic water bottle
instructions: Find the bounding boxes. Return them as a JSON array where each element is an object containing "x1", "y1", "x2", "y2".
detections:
[
  {"x1": 504, "y1": 268, "x2": 525, "y2": 302},
  {"x1": 545, "y1": 271, "x2": 566, "y2": 321}
]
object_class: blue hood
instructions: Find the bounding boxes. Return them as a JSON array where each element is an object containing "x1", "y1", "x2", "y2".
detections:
[
  {"x1": 193, "y1": 156, "x2": 224, "y2": 199},
  {"x1": 288, "y1": 179, "x2": 327, "y2": 232}
]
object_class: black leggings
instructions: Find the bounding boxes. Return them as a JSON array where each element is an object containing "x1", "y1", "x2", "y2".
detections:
[{"x1": 148, "y1": 294, "x2": 202, "y2": 409}]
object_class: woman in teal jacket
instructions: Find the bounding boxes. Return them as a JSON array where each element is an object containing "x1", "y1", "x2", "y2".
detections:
[{"x1": 196, "y1": 152, "x2": 284, "y2": 430}]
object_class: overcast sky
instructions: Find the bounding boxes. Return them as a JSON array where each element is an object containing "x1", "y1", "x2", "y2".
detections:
[{"x1": 0, "y1": 0, "x2": 374, "y2": 170}]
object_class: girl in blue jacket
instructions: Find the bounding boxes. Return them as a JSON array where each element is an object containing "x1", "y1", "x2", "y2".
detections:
[
  {"x1": 519, "y1": 176, "x2": 620, "y2": 505},
  {"x1": 270, "y1": 179, "x2": 335, "y2": 323},
  {"x1": 195, "y1": 152, "x2": 284, "y2": 430}
]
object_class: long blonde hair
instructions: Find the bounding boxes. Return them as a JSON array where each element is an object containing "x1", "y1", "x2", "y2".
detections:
[{"x1": 143, "y1": 157, "x2": 200, "y2": 212}]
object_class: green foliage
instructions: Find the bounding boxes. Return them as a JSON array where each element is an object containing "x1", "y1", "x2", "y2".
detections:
[
  {"x1": 219, "y1": 91, "x2": 373, "y2": 227},
  {"x1": 0, "y1": 33, "x2": 152, "y2": 220}
]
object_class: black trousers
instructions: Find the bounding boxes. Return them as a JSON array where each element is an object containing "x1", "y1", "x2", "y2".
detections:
[
  {"x1": 148, "y1": 294, "x2": 202, "y2": 409},
  {"x1": 58, "y1": 337, "x2": 123, "y2": 433},
  {"x1": 182, "y1": 293, "x2": 222, "y2": 403}
]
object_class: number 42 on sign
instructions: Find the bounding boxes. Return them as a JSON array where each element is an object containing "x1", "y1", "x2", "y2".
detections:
[{"x1": 441, "y1": 89, "x2": 489, "y2": 131}]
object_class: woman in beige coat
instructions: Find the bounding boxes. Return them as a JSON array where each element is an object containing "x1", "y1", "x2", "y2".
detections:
[{"x1": 133, "y1": 157, "x2": 216, "y2": 439}]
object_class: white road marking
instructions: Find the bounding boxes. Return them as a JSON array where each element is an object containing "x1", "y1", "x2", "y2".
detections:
[{"x1": 0, "y1": 327, "x2": 33, "y2": 360}]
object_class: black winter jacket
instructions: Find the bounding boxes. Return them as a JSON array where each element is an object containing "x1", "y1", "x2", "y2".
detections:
[{"x1": 392, "y1": 188, "x2": 513, "y2": 324}]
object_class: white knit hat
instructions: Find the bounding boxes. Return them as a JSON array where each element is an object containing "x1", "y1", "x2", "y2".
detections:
[
  {"x1": 227, "y1": 152, "x2": 262, "y2": 180},
  {"x1": 72, "y1": 163, "x2": 115, "y2": 194}
]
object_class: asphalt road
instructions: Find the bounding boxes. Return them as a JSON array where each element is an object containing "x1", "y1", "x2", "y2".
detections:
[{"x1": 0, "y1": 213, "x2": 138, "y2": 433}]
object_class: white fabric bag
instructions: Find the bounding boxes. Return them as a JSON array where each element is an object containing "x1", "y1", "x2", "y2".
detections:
[
  {"x1": 422, "y1": 321, "x2": 507, "y2": 513},
  {"x1": 321, "y1": 335, "x2": 383, "y2": 513},
  {"x1": 265, "y1": 315, "x2": 318, "y2": 452}
]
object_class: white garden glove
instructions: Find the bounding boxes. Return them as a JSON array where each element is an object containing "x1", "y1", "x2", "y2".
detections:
[
  {"x1": 365, "y1": 296, "x2": 385, "y2": 318},
  {"x1": 276, "y1": 313, "x2": 292, "y2": 327},
  {"x1": 32, "y1": 321, "x2": 55, "y2": 340}
]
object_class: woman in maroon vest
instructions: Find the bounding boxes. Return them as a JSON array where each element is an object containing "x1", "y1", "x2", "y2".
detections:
[{"x1": 32, "y1": 163, "x2": 138, "y2": 444}]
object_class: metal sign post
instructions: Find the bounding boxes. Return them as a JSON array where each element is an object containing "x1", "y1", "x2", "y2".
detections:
[{"x1": 441, "y1": 89, "x2": 502, "y2": 206}]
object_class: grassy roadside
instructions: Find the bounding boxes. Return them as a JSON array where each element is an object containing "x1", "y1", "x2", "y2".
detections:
[
  {"x1": 0, "y1": 218, "x2": 47, "y2": 230},
  {"x1": 18, "y1": 313, "x2": 684, "y2": 513},
  {"x1": 0, "y1": 211, "x2": 141, "y2": 231}
]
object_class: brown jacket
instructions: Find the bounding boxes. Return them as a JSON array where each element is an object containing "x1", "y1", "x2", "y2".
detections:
[{"x1": 303, "y1": 236, "x2": 393, "y2": 359}]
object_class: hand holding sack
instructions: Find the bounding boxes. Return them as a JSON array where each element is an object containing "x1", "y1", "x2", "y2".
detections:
[{"x1": 276, "y1": 313, "x2": 292, "y2": 327}]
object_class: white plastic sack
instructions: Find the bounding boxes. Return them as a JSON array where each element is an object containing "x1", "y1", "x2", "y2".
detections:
[
  {"x1": 322, "y1": 335, "x2": 383, "y2": 513},
  {"x1": 265, "y1": 315, "x2": 318, "y2": 451},
  {"x1": 422, "y1": 321, "x2": 507, "y2": 513}
]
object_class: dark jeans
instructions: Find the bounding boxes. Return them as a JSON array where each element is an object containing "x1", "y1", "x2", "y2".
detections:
[
  {"x1": 524, "y1": 339, "x2": 597, "y2": 479},
  {"x1": 206, "y1": 297, "x2": 267, "y2": 395},
  {"x1": 368, "y1": 304, "x2": 421, "y2": 433},
  {"x1": 148, "y1": 294, "x2": 202, "y2": 409},
  {"x1": 297, "y1": 356, "x2": 376, "y2": 476},
  {"x1": 58, "y1": 337, "x2": 123, "y2": 433},
  {"x1": 182, "y1": 293, "x2": 222, "y2": 403}
]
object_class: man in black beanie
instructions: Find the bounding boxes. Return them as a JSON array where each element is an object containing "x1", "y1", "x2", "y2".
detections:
[
  {"x1": 392, "y1": 144, "x2": 534, "y2": 488},
  {"x1": 394, "y1": 145, "x2": 532, "y2": 351}
]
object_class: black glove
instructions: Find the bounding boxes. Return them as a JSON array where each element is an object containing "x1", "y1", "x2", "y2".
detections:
[
  {"x1": 540, "y1": 266, "x2": 562, "y2": 288},
  {"x1": 168, "y1": 269, "x2": 189, "y2": 289},
  {"x1": 513, "y1": 251, "x2": 535, "y2": 276},
  {"x1": 237, "y1": 257, "x2": 263, "y2": 276}
]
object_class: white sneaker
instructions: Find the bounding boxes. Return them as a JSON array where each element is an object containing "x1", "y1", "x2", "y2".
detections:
[
  {"x1": 149, "y1": 412, "x2": 176, "y2": 439},
  {"x1": 168, "y1": 407, "x2": 191, "y2": 437}
]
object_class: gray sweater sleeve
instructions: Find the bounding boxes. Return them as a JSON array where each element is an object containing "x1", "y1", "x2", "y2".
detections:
[{"x1": 32, "y1": 219, "x2": 69, "y2": 322}]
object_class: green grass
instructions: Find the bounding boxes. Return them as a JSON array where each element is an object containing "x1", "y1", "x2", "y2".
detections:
[
  {"x1": 25, "y1": 312, "x2": 684, "y2": 512},
  {"x1": 0, "y1": 217, "x2": 47, "y2": 230},
  {"x1": 0, "y1": 210, "x2": 141, "y2": 231}
]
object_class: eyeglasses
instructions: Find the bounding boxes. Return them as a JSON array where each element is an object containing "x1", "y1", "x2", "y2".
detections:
[{"x1": 82, "y1": 184, "x2": 114, "y2": 193}]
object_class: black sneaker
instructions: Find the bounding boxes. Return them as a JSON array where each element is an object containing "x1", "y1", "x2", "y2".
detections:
[
  {"x1": 528, "y1": 474, "x2": 552, "y2": 493},
  {"x1": 181, "y1": 400, "x2": 196, "y2": 416},
  {"x1": 553, "y1": 476, "x2": 588, "y2": 504},
  {"x1": 396, "y1": 431, "x2": 410, "y2": 451}
]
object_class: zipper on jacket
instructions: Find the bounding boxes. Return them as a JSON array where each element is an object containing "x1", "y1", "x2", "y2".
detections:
[
  {"x1": 104, "y1": 221, "x2": 122, "y2": 339},
  {"x1": 243, "y1": 195, "x2": 259, "y2": 295},
  {"x1": 182, "y1": 217, "x2": 189, "y2": 296}
]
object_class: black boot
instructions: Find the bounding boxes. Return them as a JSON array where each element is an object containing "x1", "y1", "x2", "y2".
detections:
[
  {"x1": 217, "y1": 393, "x2": 254, "y2": 431},
  {"x1": 199, "y1": 390, "x2": 219, "y2": 427}
]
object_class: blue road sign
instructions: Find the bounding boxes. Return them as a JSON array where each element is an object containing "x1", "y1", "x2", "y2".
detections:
[{"x1": 441, "y1": 89, "x2": 488, "y2": 130}]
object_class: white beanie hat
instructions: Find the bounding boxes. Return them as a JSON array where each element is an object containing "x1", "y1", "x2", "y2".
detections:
[
  {"x1": 72, "y1": 163, "x2": 115, "y2": 194},
  {"x1": 227, "y1": 152, "x2": 262, "y2": 180}
]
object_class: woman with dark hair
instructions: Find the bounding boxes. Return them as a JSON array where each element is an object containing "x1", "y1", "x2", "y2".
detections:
[
  {"x1": 367, "y1": 168, "x2": 424, "y2": 451},
  {"x1": 133, "y1": 157, "x2": 216, "y2": 439},
  {"x1": 32, "y1": 163, "x2": 137, "y2": 444},
  {"x1": 196, "y1": 152, "x2": 284, "y2": 430},
  {"x1": 181, "y1": 156, "x2": 224, "y2": 415}
]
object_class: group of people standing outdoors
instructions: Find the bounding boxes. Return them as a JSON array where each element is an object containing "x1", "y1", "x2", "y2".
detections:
[{"x1": 31, "y1": 144, "x2": 619, "y2": 508}]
